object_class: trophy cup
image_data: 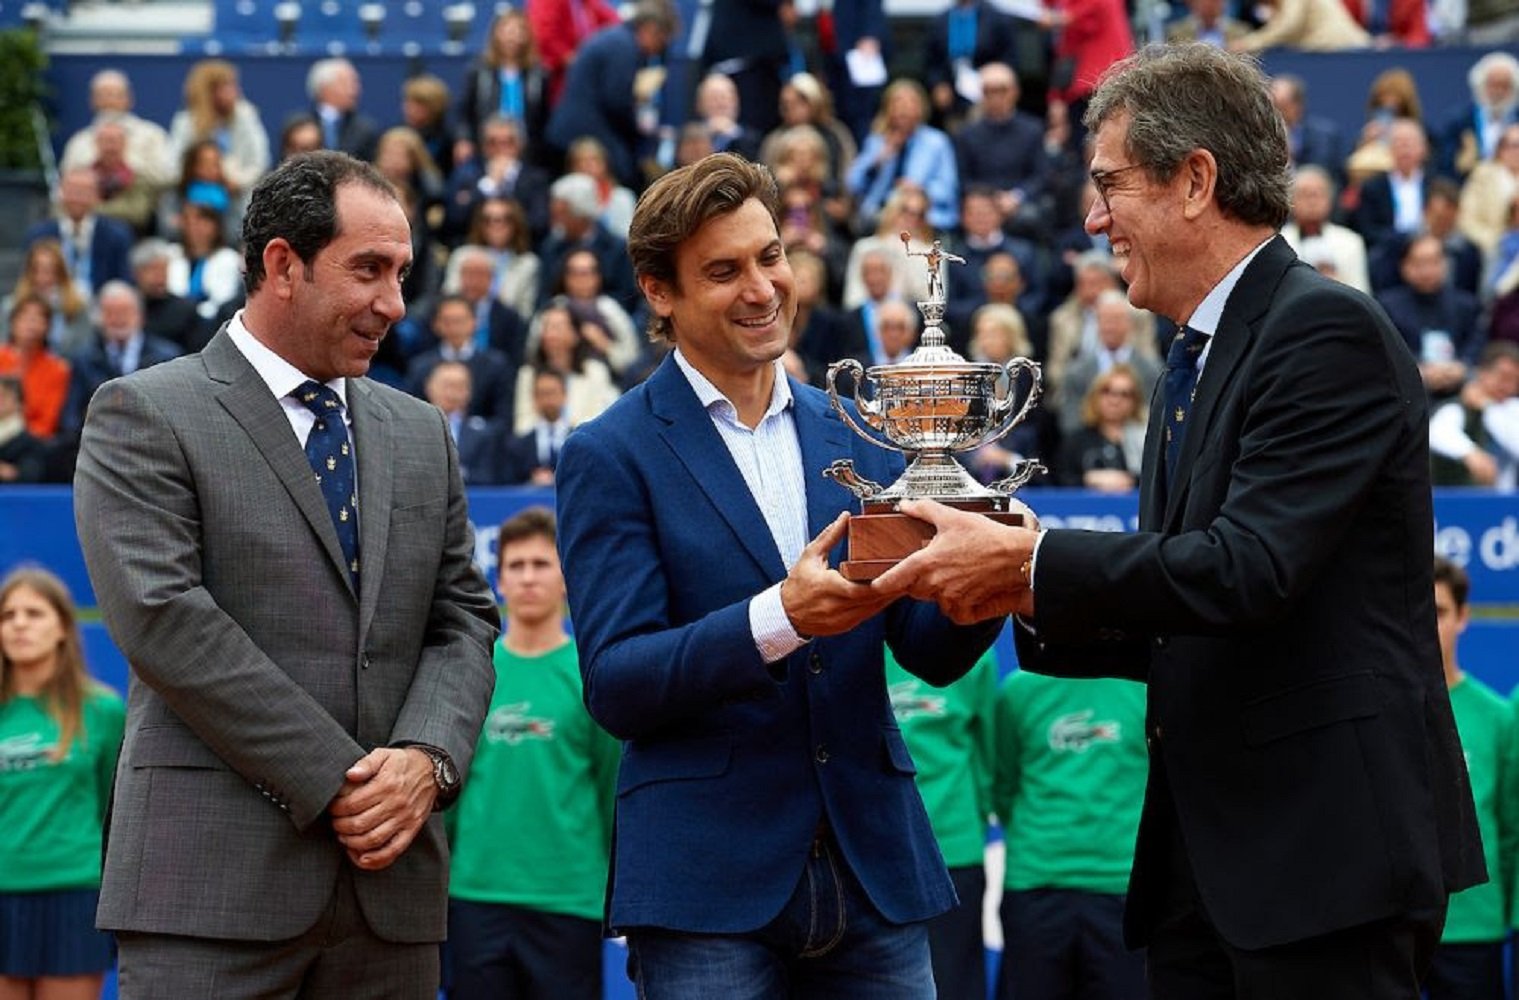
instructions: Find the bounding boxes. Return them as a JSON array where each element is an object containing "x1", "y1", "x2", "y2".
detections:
[{"x1": 823, "y1": 234, "x2": 1044, "y2": 582}]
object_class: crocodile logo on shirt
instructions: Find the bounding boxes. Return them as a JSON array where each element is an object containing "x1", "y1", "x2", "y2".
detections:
[
  {"x1": 1047, "y1": 711, "x2": 1121, "y2": 753},
  {"x1": 484, "y1": 703, "x2": 556, "y2": 745},
  {"x1": 0, "y1": 734, "x2": 53, "y2": 772},
  {"x1": 889, "y1": 681, "x2": 947, "y2": 721}
]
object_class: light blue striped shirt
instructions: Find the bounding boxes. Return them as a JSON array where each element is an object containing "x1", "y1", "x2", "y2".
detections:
[{"x1": 673, "y1": 349, "x2": 810, "y2": 664}]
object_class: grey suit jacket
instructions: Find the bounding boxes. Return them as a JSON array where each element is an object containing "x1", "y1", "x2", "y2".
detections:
[{"x1": 74, "y1": 328, "x2": 499, "y2": 943}]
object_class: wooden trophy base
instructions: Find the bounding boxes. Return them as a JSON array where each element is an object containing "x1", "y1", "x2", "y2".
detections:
[{"x1": 839, "y1": 499, "x2": 1028, "y2": 582}]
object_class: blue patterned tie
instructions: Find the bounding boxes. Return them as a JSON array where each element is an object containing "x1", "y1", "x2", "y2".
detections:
[
  {"x1": 1162, "y1": 325, "x2": 1210, "y2": 494},
  {"x1": 292, "y1": 380, "x2": 360, "y2": 592}
]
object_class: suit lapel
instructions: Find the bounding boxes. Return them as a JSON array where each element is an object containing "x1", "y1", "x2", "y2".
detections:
[
  {"x1": 350, "y1": 380, "x2": 392, "y2": 637},
  {"x1": 792, "y1": 383, "x2": 853, "y2": 540},
  {"x1": 648, "y1": 357, "x2": 787, "y2": 581},
  {"x1": 204, "y1": 330, "x2": 357, "y2": 600},
  {"x1": 1161, "y1": 236, "x2": 1293, "y2": 529},
  {"x1": 1138, "y1": 377, "x2": 1167, "y2": 531}
]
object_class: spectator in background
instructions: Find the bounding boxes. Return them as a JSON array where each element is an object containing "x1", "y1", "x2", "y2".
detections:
[
  {"x1": 278, "y1": 114, "x2": 324, "y2": 160},
  {"x1": 766, "y1": 126, "x2": 853, "y2": 250},
  {"x1": 444, "y1": 201, "x2": 541, "y2": 328},
  {"x1": 401, "y1": 75, "x2": 461, "y2": 180},
  {"x1": 446, "y1": 508, "x2": 617, "y2": 1000},
  {"x1": 1341, "y1": 0, "x2": 1432, "y2": 46},
  {"x1": 3, "y1": 242, "x2": 92, "y2": 358},
  {"x1": 1437, "y1": 52, "x2": 1519, "y2": 181},
  {"x1": 671, "y1": 122, "x2": 716, "y2": 170},
  {"x1": 0, "y1": 567, "x2": 125, "y2": 998},
  {"x1": 59, "y1": 68, "x2": 175, "y2": 192},
  {"x1": 407, "y1": 294, "x2": 517, "y2": 422},
  {"x1": 1354, "y1": 118, "x2": 1439, "y2": 255},
  {"x1": 1417, "y1": 179, "x2": 1483, "y2": 298},
  {"x1": 1270, "y1": 75, "x2": 1345, "y2": 185},
  {"x1": 760, "y1": 73, "x2": 858, "y2": 191},
  {"x1": 25, "y1": 168, "x2": 135, "y2": 299},
  {"x1": 1457, "y1": 121, "x2": 1519, "y2": 258},
  {"x1": 158, "y1": 139, "x2": 243, "y2": 244},
  {"x1": 168, "y1": 59, "x2": 272, "y2": 213},
  {"x1": 457, "y1": 9, "x2": 552, "y2": 170},
  {"x1": 422, "y1": 360, "x2": 509, "y2": 486},
  {"x1": 538, "y1": 248, "x2": 642, "y2": 379},
  {"x1": 62, "y1": 282, "x2": 181, "y2": 437},
  {"x1": 536, "y1": 172, "x2": 640, "y2": 313},
  {"x1": 885, "y1": 646, "x2": 998, "y2": 1000},
  {"x1": 954, "y1": 65, "x2": 1050, "y2": 233},
  {"x1": 1281, "y1": 165, "x2": 1370, "y2": 294},
  {"x1": 691, "y1": 73, "x2": 765, "y2": 163},
  {"x1": 565, "y1": 137, "x2": 638, "y2": 240},
  {"x1": 1228, "y1": 0, "x2": 1371, "y2": 51},
  {"x1": 512, "y1": 304, "x2": 620, "y2": 435},
  {"x1": 89, "y1": 120, "x2": 158, "y2": 236},
  {"x1": 694, "y1": 0, "x2": 791, "y2": 137},
  {"x1": 874, "y1": 300, "x2": 920, "y2": 365},
  {"x1": 944, "y1": 187, "x2": 1041, "y2": 331},
  {"x1": 1056, "y1": 363, "x2": 1146, "y2": 491},
  {"x1": 1465, "y1": 0, "x2": 1519, "y2": 42},
  {"x1": 1430, "y1": 342, "x2": 1519, "y2": 489},
  {"x1": 963, "y1": 301, "x2": 1045, "y2": 486},
  {"x1": 1377, "y1": 233, "x2": 1482, "y2": 399},
  {"x1": 1424, "y1": 557, "x2": 1517, "y2": 1000},
  {"x1": 1058, "y1": 290, "x2": 1162, "y2": 436},
  {"x1": 1043, "y1": 0, "x2": 1133, "y2": 151},
  {"x1": 130, "y1": 239, "x2": 205, "y2": 353},
  {"x1": 445, "y1": 114, "x2": 553, "y2": 245},
  {"x1": 1343, "y1": 68, "x2": 1425, "y2": 194},
  {"x1": 1045, "y1": 252, "x2": 1152, "y2": 403},
  {"x1": 0, "y1": 296, "x2": 71, "y2": 442},
  {"x1": 502, "y1": 368, "x2": 571, "y2": 485},
  {"x1": 993, "y1": 669, "x2": 1147, "y2": 1000},
  {"x1": 776, "y1": 181, "x2": 851, "y2": 303},
  {"x1": 543, "y1": 4, "x2": 676, "y2": 189},
  {"x1": 823, "y1": 0, "x2": 890, "y2": 142},
  {"x1": 527, "y1": 0, "x2": 621, "y2": 106},
  {"x1": 1167, "y1": 0, "x2": 1249, "y2": 46},
  {"x1": 0, "y1": 377, "x2": 46, "y2": 483},
  {"x1": 301, "y1": 58, "x2": 380, "y2": 162},
  {"x1": 373, "y1": 127, "x2": 446, "y2": 232},
  {"x1": 848, "y1": 81, "x2": 960, "y2": 232},
  {"x1": 445, "y1": 246, "x2": 532, "y2": 367},
  {"x1": 842, "y1": 186, "x2": 941, "y2": 309},
  {"x1": 948, "y1": 249, "x2": 1045, "y2": 360},
  {"x1": 165, "y1": 200, "x2": 245, "y2": 323},
  {"x1": 789, "y1": 248, "x2": 853, "y2": 384},
  {"x1": 840, "y1": 245, "x2": 904, "y2": 371},
  {"x1": 921, "y1": 0, "x2": 1016, "y2": 131}
]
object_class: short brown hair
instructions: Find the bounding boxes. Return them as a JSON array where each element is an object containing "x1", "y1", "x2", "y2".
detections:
[
  {"x1": 1085, "y1": 43, "x2": 1291, "y2": 230},
  {"x1": 499, "y1": 506, "x2": 557, "y2": 550},
  {"x1": 627, "y1": 152, "x2": 780, "y2": 343},
  {"x1": 1432, "y1": 556, "x2": 1469, "y2": 610}
]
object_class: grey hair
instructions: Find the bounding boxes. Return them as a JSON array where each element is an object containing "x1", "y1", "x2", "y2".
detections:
[
  {"x1": 1292, "y1": 163, "x2": 1338, "y2": 201},
  {"x1": 550, "y1": 172, "x2": 601, "y2": 221},
  {"x1": 1084, "y1": 43, "x2": 1290, "y2": 229},
  {"x1": 306, "y1": 58, "x2": 353, "y2": 101},
  {"x1": 129, "y1": 238, "x2": 174, "y2": 271},
  {"x1": 1469, "y1": 52, "x2": 1519, "y2": 107}
]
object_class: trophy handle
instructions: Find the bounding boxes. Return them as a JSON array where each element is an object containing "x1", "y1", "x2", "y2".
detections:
[
  {"x1": 990, "y1": 459, "x2": 1047, "y2": 495},
  {"x1": 983, "y1": 358, "x2": 1043, "y2": 448},
  {"x1": 825, "y1": 358, "x2": 908, "y2": 454}
]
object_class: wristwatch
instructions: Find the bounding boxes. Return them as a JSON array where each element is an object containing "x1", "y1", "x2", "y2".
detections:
[{"x1": 415, "y1": 745, "x2": 461, "y2": 809}]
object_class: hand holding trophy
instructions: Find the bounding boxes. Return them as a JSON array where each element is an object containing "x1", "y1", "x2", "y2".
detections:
[{"x1": 823, "y1": 234, "x2": 1044, "y2": 581}]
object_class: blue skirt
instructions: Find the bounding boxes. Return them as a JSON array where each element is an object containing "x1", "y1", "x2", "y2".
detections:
[{"x1": 0, "y1": 889, "x2": 115, "y2": 977}]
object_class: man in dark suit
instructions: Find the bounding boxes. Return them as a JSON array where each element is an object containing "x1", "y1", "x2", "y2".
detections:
[
  {"x1": 131, "y1": 239, "x2": 207, "y2": 353},
  {"x1": 536, "y1": 173, "x2": 640, "y2": 314},
  {"x1": 406, "y1": 293, "x2": 517, "y2": 423},
  {"x1": 921, "y1": 0, "x2": 1016, "y2": 129},
  {"x1": 453, "y1": 247, "x2": 530, "y2": 367},
  {"x1": 695, "y1": 0, "x2": 791, "y2": 136},
  {"x1": 879, "y1": 45, "x2": 1485, "y2": 998},
  {"x1": 61, "y1": 281, "x2": 182, "y2": 437},
  {"x1": 442, "y1": 115, "x2": 553, "y2": 245},
  {"x1": 1354, "y1": 117, "x2": 1439, "y2": 254},
  {"x1": 502, "y1": 367, "x2": 570, "y2": 485},
  {"x1": 1269, "y1": 75, "x2": 1345, "y2": 186},
  {"x1": 73, "y1": 151, "x2": 499, "y2": 998},
  {"x1": 300, "y1": 58, "x2": 381, "y2": 163},
  {"x1": 25, "y1": 167, "x2": 135, "y2": 295},
  {"x1": 954, "y1": 64, "x2": 1050, "y2": 237},
  {"x1": 1377, "y1": 233, "x2": 1483, "y2": 400},
  {"x1": 544, "y1": 3, "x2": 675, "y2": 188},
  {"x1": 555, "y1": 152, "x2": 1000, "y2": 998},
  {"x1": 422, "y1": 360, "x2": 510, "y2": 486}
]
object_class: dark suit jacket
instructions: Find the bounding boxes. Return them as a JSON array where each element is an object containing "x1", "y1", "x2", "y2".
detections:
[
  {"x1": 456, "y1": 59, "x2": 552, "y2": 151},
  {"x1": 25, "y1": 216, "x2": 135, "y2": 294},
  {"x1": 454, "y1": 413, "x2": 510, "y2": 486},
  {"x1": 303, "y1": 106, "x2": 380, "y2": 162},
  {"x1": 544, "y1": 24, "x2": 650, "y2": 187},
  {"x1": 73, "y1": 330, "x2": 499, "y2": 942},
  {"x1": 143, "y1": 292, "x2": 207, "y2": 352},
  {"x1": 556, "y1": 356, "x2": 1000, "y2": 932},
  {"x1": 922, "y1": 2, "x2": 1016, "y2": 100},
  {"x1": 1291, "y1": 116, "x2": 1346, "y2": 184},
  {"x1": 61, "y1": 333, "x2": 183, "y2": 436},
  {"x1": 1015, "y1": 236, "x2": 1484, "y2": 950},
  {"x1": 500, "y1": 426, "x2": 557, "y2": 484},
  {"x1": 406, "y1": 346, "x2": 517, "y2": 423},
  {"x1": 442, "y1": 159, "x2": 553, "y2": 245},
  {"x1": 954, "y1": 113, "x2": 1049, "y2": 198},
  {"x1": 1376, "y1": 284, "x2": 1483, "y2": 367},
  {"x1": 536, "y1": 225, "x2": 640, "y2": 314},
  {"x1": 1352, "y1": 172, "x2": 1434, "y2": 252}
]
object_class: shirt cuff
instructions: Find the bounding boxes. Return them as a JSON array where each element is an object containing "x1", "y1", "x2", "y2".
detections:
[
  {"x1": 1028, "y1": 527, "x2": 1047, "y2": 591},
  {"x1": 751, "y1": 583, "x2": 809, "y2": 664}
]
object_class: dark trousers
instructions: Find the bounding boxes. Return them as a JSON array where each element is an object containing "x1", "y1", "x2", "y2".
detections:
[
  {"x1": 924, "y1": 865, "x2": 987, "y2": 1000},
  {"x1": 997, "y1": 888, "x2": 1144, "y2": 1000},
  {"x1": 446, "y1": 899, "x2": 602, "y2": 1000},
  {"x1": 1424, "y1": 939, "x2": 1506, "y2": 1000}
]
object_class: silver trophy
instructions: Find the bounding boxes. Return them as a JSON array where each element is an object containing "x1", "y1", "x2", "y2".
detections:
[{"x1": 823, "y1": 234, "x2": 1044, "y2": 580}]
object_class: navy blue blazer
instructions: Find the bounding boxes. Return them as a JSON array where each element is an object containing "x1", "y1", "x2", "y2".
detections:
[
  {"x1": 556, "y1": 356, "x2": 1000, "y2": 933},
  {"x1": 26, "y1": 216, "x2": 134, "y2": 294},
  {"x1": 544, "y1": 24, "x2": 649, "y2": 188}
]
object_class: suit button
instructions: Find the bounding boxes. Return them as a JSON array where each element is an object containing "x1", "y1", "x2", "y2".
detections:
[
  {"x1": 1153, "y1": 725, "x2": 1164, "y2": 742},
  {"x1": 1154, "y1": 636, "x2": 1168, "y2": 649},
  {"x1": 815, "y1": 745, "x2": 829, "y2": 764},
  {"x1": 361, "y1": 652, "x2": 371, "y2": 670},
  {"x1": 809, "y1": 651, "x2": 823, "y2": 675}
]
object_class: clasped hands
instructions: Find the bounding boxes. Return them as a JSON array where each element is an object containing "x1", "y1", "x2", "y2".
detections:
[
  {"x1": 780, "y1": 502, "x2": 1039, "y2": 634},
  {"x1": 329, "y1": 746, "x2": 438, "y2": 872}
]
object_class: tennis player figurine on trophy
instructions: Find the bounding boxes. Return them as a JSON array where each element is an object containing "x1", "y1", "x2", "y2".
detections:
[{"x1": 823, "y1": 234, "x2": 1044, "y2": 581}]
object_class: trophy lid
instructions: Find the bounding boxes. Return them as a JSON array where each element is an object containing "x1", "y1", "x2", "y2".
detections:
[{"x1": 868, "y1": 234, "x2": 1002, "y2": 378}]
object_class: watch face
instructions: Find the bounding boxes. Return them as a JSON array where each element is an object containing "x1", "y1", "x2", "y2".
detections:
[{"x1": 438, "y1": 756, "x2": 460, "y2": 788}]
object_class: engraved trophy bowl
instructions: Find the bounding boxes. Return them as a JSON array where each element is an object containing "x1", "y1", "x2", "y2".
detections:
[{"x1": 822, "y1": 234, "x2": 1044, "y2": 580}]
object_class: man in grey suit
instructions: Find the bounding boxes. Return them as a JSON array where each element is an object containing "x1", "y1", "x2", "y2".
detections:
[{"x1": 73, "y1": 151, "x2": 500, "y2": 998}]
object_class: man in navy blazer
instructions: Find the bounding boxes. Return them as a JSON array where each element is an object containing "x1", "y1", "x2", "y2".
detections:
[
  {"x1": 555, "y1": 153, "x2": 1000, "y2": 998},
  {"x1": 879, "y1": 47, "x2": 1483, "y2": 997},
  {"x1": 26, "y1": 167, "x2": 135, "y2": 295}
]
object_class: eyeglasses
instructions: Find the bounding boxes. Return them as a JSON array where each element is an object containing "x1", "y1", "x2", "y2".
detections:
[{"x1": 1090, "y1": 164, "x2": 1144, "y2": 214}]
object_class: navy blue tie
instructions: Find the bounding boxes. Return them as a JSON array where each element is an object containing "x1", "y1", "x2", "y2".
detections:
[
  {"x1": 292, "y1": 380, "x2": 360, "y2": 592},
  {"x1": 1162, "y1": 325, "x2": 1210, "y2": 494}
]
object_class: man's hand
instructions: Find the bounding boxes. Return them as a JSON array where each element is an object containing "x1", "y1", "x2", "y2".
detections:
[
  {"x1": 871, "y1": 500, "x2": 1036, "y2": 624},
  {"x1": 1465, "y1": 449, "x2": 1499, "y2": 486},
  {"x1": 330, "y1": 747, "x2": 438, "y2": 871},
  {"x1": 780, "y1": 512, "x2": 895, "y2": 636}
]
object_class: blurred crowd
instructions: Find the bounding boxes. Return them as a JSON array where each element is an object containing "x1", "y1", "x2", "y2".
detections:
[{"x1": 1, "y1": 0, "x2": 1517, "y2": 490}]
